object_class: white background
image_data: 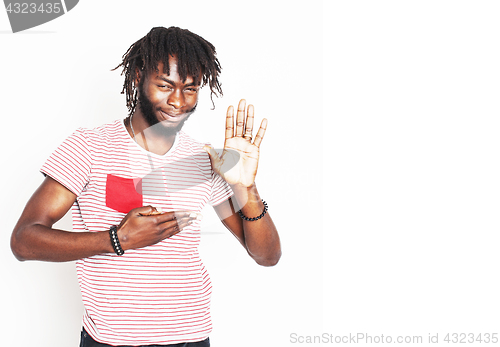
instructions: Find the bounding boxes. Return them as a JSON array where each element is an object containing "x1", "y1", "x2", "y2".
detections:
[
  {"x1": 325, "y1": 0, "x2": 500, "y2": 346},
  {"x1": 2, "y1": 1, "x2": 500, "y2": 347},
  {"x1": 0, "y1": 1, "x2": 323, "y2": 347}
]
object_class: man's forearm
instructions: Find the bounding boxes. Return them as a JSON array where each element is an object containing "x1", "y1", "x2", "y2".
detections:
[
  {"x1": 11, "y1": 224, "x2": 113, "y2": 262},
  {"x1": 230, "y1": 183, "x2": 281, "y2": 266}
]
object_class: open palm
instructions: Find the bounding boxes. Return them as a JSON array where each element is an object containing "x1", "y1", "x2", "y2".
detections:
[{"x1": 205, "y1": 99, "x2": 267, "y2": 187}]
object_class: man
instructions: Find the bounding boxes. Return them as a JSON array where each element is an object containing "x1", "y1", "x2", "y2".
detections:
[{"x1": 11, "y1": 26, "x2": 281, "y2": 347}]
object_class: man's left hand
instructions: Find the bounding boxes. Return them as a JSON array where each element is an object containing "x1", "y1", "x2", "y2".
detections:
[{"x1": 204, "y1": 99, "x2": 267, "y2": 187}]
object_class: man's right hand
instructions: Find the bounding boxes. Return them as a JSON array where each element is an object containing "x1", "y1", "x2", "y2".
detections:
[
  {"x1": 11, "y1": 176, "x2": 202, "y2": 262},
  {"x1": 116, "y1": 206, "x2": 202, "y2": 251}
]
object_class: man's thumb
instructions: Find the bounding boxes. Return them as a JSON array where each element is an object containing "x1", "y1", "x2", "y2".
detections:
[{"x1": 203, "y1": 145, "x2": 220, "y2": 165}]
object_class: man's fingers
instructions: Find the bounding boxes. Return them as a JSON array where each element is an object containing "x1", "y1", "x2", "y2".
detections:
[
  {"x1": 158, "y1": 211, "x2": 202, "y2": 223},
  {"x1": 244, "y1": 104, "x2": 254, "y2": 139},
  {"x1": 235, "y1": 99, "x2": 246, "y2": 137},
  {"x1": 167, "y1": 219, "x2": 192, "y2": 237},
  {"x1": 204, "y1": 145, "x2": 222, "y2": 172},
  {"x1": 226, "y1": 100, "x2": 257, "y2": 140},
  {"x1": 138, "y1": 206, "x2": 163, "y2": 216},
  {"x1": 159, "y1": 212, "x2": 203, "y2": 237},
  {"x1": 139, "y1": 209, "x2": 202, "y2": 223},
  {"x1": 136, "y1": 205, "x2": 156, "y2": 215},
  {"x1": 253, "y1": 118, "x2": 267, "y2": 148},
  {"x1": 225, "y1": 106, "x2": 234, "y2": 141}
]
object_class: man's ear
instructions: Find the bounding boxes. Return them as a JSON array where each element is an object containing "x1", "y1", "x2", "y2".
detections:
[{"x1": 134, "y1": 68, "x2": 142, "y2": 88}]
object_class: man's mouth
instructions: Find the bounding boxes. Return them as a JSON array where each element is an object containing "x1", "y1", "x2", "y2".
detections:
[{"x1": 159, "y1": 110, "x2": 184, "y2": 121}]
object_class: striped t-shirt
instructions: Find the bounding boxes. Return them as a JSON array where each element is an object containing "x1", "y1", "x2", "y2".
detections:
[{"x1": 40, "y1": 119, "x2": 233, "y2": 346}]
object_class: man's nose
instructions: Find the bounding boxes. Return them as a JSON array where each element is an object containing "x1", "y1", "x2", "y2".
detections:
[{"x1": 167, "y1": 89, "x2": 185, "y2": 109}]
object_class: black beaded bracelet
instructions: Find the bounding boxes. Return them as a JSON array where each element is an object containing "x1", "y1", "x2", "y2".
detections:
[
  {"x1": 237, "y1": 200, "x2": 268, "y2": 221},
  {"x1": 109, "y1": 225, "x2": 124, "y2": 256}
]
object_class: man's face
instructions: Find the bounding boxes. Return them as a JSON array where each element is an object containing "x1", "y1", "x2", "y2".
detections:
[{"x1": 137, "y1": 55, "x2": 200, "y2": 132}]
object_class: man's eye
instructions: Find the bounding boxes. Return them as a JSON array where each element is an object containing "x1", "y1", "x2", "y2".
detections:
[{"x1": 185, "y1": 88, "x2": 198, "y2": 93}]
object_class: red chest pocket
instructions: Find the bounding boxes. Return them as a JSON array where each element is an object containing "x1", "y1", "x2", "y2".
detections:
[{"x1": 105, "y1": 174, "x2": 143, "y2": 213}]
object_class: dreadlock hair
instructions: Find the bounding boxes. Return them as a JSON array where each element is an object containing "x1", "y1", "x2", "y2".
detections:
[{"x1": 113, "y1": 26, "x2": 223, "y2": 115}]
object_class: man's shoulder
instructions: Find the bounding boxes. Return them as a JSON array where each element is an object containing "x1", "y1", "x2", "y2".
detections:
[
  {"x1": 92, "y1": 119, "x2": 123, "y2": 135},
  {"x1": 177, "y1": 131, "x2": 209, "y2": 151},
  {"x1": 71, "y1": 119, "x2": 124, "y2": 141}
]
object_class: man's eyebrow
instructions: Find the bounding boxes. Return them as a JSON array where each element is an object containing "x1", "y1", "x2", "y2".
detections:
[
  {"x1": 156, "y1": 76, "x2": 175, "y2": 84},
  {"x1": 156, "y1": 76, "x2": 201, "y2": 86}
]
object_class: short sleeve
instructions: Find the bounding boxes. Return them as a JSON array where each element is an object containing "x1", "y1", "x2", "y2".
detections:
[
  {"x1": 40, "y1": 128, "x2": 92, "y2": 196},
  {"x1": 209, "y1": 170, "x2": 234, "y2": 206}
]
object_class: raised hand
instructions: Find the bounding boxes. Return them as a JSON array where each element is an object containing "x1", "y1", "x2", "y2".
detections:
[{"x1": 204, "y1": 99, "x2": 267, "y2": 187}]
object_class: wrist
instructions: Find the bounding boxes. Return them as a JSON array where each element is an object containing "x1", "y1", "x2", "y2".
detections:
[
  {"x1": 230, "y1": 182, "x2": 256, "y2": 195},
  {"x1": 238, "y1": 200, "x2": 268, "y2": 221},
  {"x1": 230, "y1": 182, "x2": 259, "y2": 209}
]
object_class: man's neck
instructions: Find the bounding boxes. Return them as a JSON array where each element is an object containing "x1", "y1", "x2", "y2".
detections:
[{"x1": 127, "y1": 111, "x2": 177, "y2": 156}]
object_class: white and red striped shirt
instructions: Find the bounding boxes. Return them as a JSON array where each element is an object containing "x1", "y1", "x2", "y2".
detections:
[{"x1": 40, "y1": 119, "x2": 233, "y2": 346}]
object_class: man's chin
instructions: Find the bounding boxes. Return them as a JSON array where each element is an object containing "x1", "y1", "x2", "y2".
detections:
[{"x1": 150, "y1": 115, "x2": 191, "y2": 134}]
